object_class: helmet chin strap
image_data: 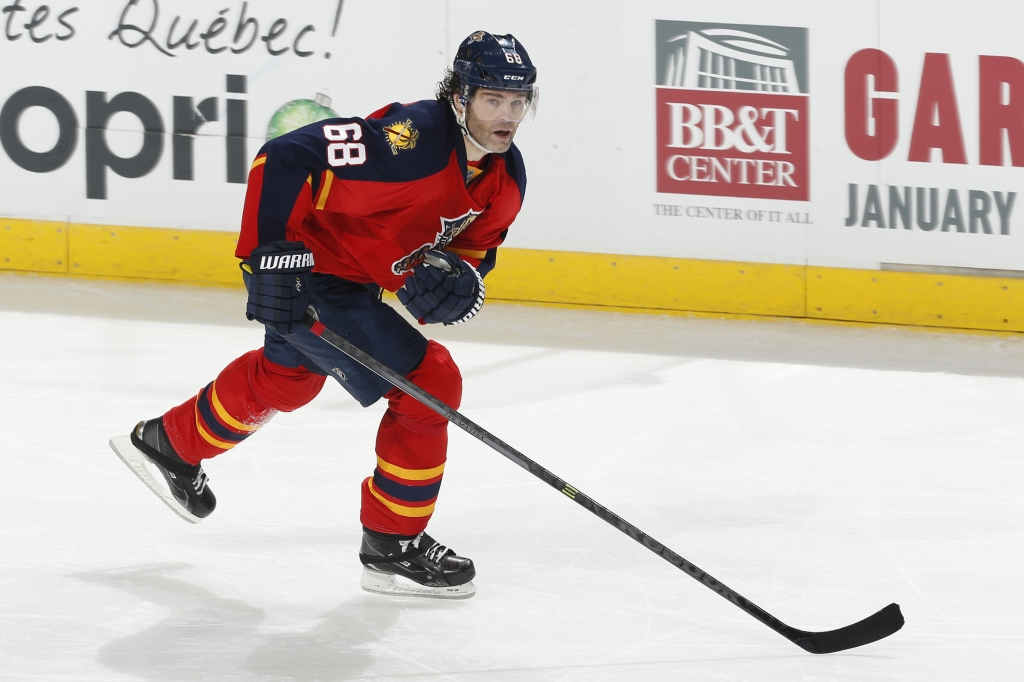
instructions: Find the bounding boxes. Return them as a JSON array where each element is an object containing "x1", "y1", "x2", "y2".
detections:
[{"x1": 451, "y1": 102, "x2": 493, "y2": 155}]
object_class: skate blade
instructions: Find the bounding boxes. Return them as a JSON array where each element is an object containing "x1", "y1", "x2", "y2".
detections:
[
  {"x1": 360, "y1": 568, "x2": 476, "y2": 600},
  {"x1": 109, "y1": 435, "x2": 202, "y2": 525}
]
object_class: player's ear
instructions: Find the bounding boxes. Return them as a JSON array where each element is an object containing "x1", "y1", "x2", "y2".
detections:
[{"x1": 451, "y1": 93, "x2": 464, "y2": 115}]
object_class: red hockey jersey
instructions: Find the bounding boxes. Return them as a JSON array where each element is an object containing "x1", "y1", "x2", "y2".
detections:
[{"x1": 235, "y1": 99, "x2": 527, "y2": 291}]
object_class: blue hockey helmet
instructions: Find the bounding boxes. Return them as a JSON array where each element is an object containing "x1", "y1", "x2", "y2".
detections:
[
  {"x1": 452, "y1": 31, "x2": 539, "y2": 124},
  {"x1": 454, "y1": 31, "x2": 537, "y2": 91}
]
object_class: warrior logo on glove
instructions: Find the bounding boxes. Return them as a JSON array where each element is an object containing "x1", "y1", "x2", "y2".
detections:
[
  {"x1": 241, "y1": 241, "x2": 318, "y2": 335},
  {"x1": 257, "y1": 252, "x2": 315, "y2": 270}
]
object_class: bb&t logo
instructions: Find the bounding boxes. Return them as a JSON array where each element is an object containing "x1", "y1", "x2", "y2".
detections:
[{"x1": 655, "y1": 21, "x2": 810, "y2": 202}]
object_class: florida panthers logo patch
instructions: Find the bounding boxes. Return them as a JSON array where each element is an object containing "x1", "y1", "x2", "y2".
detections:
[
  {"x1": 392, "y1": 209, "x2": 483, "y2": 275},
  {"x1": 384, "y1": 119, "x2": 418, "y2": 155}
]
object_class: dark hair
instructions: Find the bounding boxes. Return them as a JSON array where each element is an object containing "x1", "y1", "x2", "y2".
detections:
[{"x1": 435, "y1": 68, "x2": 461, "y2": 104}]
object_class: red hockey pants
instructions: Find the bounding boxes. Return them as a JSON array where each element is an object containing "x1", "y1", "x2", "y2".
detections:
[{"x1": 161, "y1": 340, "x2": 462, "y2": 536}]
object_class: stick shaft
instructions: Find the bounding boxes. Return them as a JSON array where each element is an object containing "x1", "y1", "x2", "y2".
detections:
[{"x1": 302, "y1": 316, "x2": 791, "y2": 626}]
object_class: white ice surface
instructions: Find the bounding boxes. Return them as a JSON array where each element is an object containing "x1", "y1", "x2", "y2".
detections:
[{"x1": 2, "y1": 281, "x2": 1023, "y2": 681}]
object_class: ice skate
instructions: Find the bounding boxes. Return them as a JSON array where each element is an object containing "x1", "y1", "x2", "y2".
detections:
[
  {"x1": 359, "y1": 528, "x2": 476, "y2": 599},
  {"x1": 109, "y1": 419, "x2": 216, "y2": 524}
]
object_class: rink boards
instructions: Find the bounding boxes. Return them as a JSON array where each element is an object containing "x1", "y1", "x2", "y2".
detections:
[{"x1": 5, "y1": 216, "x2": 1024, "y2": 334}]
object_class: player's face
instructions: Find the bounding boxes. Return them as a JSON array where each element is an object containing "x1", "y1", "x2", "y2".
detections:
[{"x1": 465, "y1": 89, "x2": 525, "y2": 153}]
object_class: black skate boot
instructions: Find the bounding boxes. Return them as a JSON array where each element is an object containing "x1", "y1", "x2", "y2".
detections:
[
  {"x1": 359, "y1": 528, "x2": 476, "y2": 599},
  {"x1": 108, "y1": 419, "x2": 216, "y2": 524}
]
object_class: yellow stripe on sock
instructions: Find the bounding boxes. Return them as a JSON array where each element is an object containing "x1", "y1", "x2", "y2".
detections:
[
  {"x1": 194, "y1": 401, "x2": 234, "y2": 450},
  {"x1": 375, "y1": 456, "x2": 445, "y2": 481},
  {"x1": 210, "y1": 381, "x2": 257, "y2": 432},
  {"x1": 367, "y1": 479, "x2": 436, "y2": 518}
]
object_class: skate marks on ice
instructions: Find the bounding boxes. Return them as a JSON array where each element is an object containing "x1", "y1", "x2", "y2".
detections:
[
  {"x1": 457, "y1": 344, "x2": 695, "y2": 413},
  {"x1": 74, "y1": 562, "x2": 470, "y2": 681},
  {"x1": 420, "y1": 301, "x2": 1024, "y2": 379},
  {"x1": 0, "y1": 272, "x2": 250, "y2": 328}
]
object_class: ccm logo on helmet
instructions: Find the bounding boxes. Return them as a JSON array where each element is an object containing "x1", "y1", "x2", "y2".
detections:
[
  {"x1": 259, "y1": 253, "x2": 315, "y2": 270},
  {"x1": 503, "y1": 75, "x2": 525, "y2": 81}
]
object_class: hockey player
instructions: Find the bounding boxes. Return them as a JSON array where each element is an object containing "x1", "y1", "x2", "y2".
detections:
[{"x1": 109, "y1": 31, "x2": 538, "y2": 599}]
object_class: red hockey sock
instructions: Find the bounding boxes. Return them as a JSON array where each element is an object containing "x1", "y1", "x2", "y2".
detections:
[
  {"x1": 361, "y1": 341, "x2": 462, "y2": 536},
  {"x1": 162, "y1": 349, "x2": 326, "y2": 464}
]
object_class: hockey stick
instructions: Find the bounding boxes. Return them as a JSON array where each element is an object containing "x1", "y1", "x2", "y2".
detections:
[{"x1": 301, "y1": 306, "x2": 904, "y2": 653}]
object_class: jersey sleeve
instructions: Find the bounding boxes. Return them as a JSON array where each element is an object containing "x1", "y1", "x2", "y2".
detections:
[{"x1": 236, "y1": 123, "x2": 336, "y2": 257}]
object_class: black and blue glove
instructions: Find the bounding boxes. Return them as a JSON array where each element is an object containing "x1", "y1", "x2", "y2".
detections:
[
  {"x1": 396, "y1": 250, "x2": 485, "y2": 325},
  {"x1": 241, "y1": 241, "x2": 317, "y2": 334}
]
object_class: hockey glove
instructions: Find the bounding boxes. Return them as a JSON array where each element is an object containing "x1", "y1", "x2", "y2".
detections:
[
  {"x1": 396, "y1": 250, "x2": 485, "y2": 325},
  {"x1": 241, "y1": 241, "x2": 317, "y2": 335}
]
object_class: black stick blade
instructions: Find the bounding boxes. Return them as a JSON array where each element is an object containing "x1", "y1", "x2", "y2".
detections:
[{"x1": 791, "y1": 603, "x2": 904, "y2": 654}]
